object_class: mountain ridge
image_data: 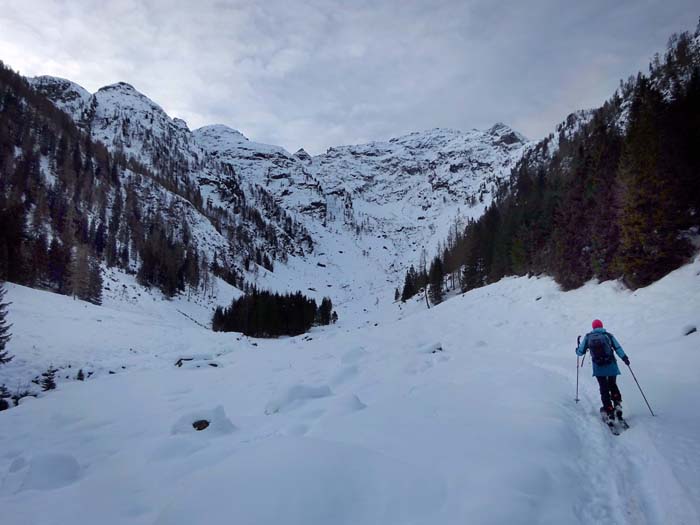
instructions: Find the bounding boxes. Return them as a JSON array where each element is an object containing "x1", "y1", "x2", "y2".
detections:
[{"x1": 28, "y1": 73, "x2": 530, "y2": 294}]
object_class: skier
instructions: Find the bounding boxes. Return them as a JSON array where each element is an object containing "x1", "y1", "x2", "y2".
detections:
[{"x1": 576, "y1": 319, "x2": 630, "y2": 422}]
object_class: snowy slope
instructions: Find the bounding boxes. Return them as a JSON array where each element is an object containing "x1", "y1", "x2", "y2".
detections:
[
  {"x1": 1, "y1": 257, "x2": 699, "y2": 524},
  {"x1": 310, "y1": 124, "x2": 529, "y2": 268}
]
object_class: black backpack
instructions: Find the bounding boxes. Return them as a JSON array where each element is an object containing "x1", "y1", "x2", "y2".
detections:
[{"x1": 588, "y1": 332, "x2": 615, "y2": 366}]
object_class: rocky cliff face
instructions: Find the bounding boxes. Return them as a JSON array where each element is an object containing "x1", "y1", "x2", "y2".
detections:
[{"x1": 192, "y1": 122, "x2": 529, "y2": 277}]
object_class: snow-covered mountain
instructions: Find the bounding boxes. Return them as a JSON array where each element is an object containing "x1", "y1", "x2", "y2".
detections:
[
  {"x1": 30, "y1": 77, "x2": 196, "y2": 166},
  {"x1": 28, "y1": 76, "x2": 314, "y2": 286},
  {"x1": 29, "y1": 76, "x2": 91, "y2": 117},
  {"x1": 193, "y1": 121, "x2": 529, "y2": 277},
  {"x1": 309, "y1": 124, "x2": 527, "y2": 262},
  {"x1": 29, "y1": 74, "x2": 531, "y2": 296}
]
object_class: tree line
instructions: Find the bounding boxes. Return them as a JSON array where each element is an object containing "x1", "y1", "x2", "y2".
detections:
[
  {"x1": 212, "y1": 289, "x2": 336, "y2": 337},
  {"x1": 402, "y1": 26, "x2": 700, "y2": 302}
]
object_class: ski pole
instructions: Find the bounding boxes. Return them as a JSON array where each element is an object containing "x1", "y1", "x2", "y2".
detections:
[
  {"x1": 627, "y1": 364, "x2": 655, "y2": 417},
  {"x1": 575, "y1": 335, "x2": 581, "y2": 403},
  {"x1": 576, "y1": 356, "x2": 580, "y2": 403}
]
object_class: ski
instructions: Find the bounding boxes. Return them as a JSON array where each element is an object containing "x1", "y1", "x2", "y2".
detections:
[
  {"x1": 601, "y1": 409, "x2": 621, "y2": 435},
  {"x1": 606, "y1": 419, "x2": 621, "y2": 435},
  {"x1": 616, "y1": 415, "x2": 630, "y2": 430},
  {"x1": 614, "y1": 405, "x2": 630, "y2": 430}
]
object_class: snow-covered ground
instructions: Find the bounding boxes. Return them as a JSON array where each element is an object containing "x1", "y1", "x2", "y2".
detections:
[{"x1": 1, "y1": 257, "x2": 699, "y2": 525}]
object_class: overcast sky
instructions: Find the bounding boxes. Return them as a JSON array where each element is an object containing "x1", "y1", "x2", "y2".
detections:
[{"x1": 0, "y1": 1, "x2": 697, "y2": 154}]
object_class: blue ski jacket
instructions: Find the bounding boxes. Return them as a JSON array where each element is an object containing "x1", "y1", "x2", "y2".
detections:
[{"x1": 576, "y1": 328, "x2": 627, "y2": 377}]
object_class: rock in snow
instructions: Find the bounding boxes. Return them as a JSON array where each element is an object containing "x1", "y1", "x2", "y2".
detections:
[{"x1": 171, "y1": 406, "x2": 236, "y2": 436}]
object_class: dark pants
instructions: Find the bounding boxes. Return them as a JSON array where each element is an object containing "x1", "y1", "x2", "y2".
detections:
[{"x1": 596, "y1": 376, "x2": 622, "y2": 410}]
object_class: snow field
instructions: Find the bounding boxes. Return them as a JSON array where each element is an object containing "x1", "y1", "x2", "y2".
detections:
[{"x1": 1, "y1": 258, "x2": 699, "y2": 524}]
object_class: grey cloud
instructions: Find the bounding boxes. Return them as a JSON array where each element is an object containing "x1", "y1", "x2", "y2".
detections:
[{"x1": 0, "y1": 0, "x2": 697, "y2": 153}]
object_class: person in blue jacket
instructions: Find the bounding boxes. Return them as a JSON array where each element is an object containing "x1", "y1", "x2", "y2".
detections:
[{"x1": 576, "y1": 319, "x2": 630, "y2": 421}]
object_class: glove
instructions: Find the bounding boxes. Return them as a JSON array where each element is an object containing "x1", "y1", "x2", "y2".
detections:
[{"x1": 622, "y1": 356, "x2": 630, "y2": 366}]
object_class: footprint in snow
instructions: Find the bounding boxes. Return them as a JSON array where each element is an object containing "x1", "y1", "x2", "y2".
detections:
[{"x1": 6, "y1": 453, "x2": 82, "y2": 492}]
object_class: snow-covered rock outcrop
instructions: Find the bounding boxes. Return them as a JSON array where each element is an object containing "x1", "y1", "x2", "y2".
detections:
[{"x1": 29, "y1": 76, "x2": 90, "y2": 118}]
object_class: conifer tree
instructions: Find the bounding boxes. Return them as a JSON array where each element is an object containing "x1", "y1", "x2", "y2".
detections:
[
  {"x1": 212, "y1": 290, "x2": 319, "y2": 337},
  {"x1": 41, "y1": 366, "x2": 57, "y2": 391},
  {"x1": 616, "y1": 79, "x2": 691, "y2": 288},
  {"x1": 87, "y1": 257, "x2": 103, "y2": 305},
  {"x1": 0, "y1": 197, "x2": 27, "y2": 283},
  {"x1": 318, "y1": 297, "x2": 333, "y2": 325},
  {"x1": 48, "y1": 238, "x2": 71, "y2": 293},
  {"x1": 0, "y1": 281, "x2": 12, "y2": 365},
  {"x1": 0, "y1": 383, "x2": 10, "y2": 411},
  {"x1": 401, "y1": 265, "x2": 418, "y2": 302},
  {"x1": 428, "y1": 257, "x2": 445, "y2": 304},
  {"x1": 31, "y1": 233, "x2": 50, "y2": 287}
]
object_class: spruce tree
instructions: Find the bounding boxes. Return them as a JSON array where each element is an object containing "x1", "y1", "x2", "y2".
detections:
[
  {"x1": 48, "y1": 238, "x2": 71, "y2": 292},
  {"x1": 428, "y1": 257, "x2": 445, "y2": 304},
  {"x1": 0, "y1": 383, "x2": 10, "y2": 411},
  {"x1": 0, "y1": 281, "x2": 12, "y2": 365},
  {"x1": 616, "y1": 79, "x2": 690, "y2": 288},
  {"x1": 401, "y1": 265, "x2": 417, "y2": 302},
  {"x1": 318, "y1": 297, "x2": 333, "y2": 325},
  {"x1": 31, "y1": 233, "x2": 50, "y2": 287},
  {"x1": 550, "y1": 152, "x2": 594, "y2": 290},
  {"x1": 87, "y1": 256, "x2": 103, "y2": 305},
  {"x1": 41, "y1": 366, "x2": 57, "y2": 391}
]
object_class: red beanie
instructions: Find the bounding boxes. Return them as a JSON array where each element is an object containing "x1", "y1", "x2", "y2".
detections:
[{"x1": 592, "y1": 319, "x2": 603, "y2": 329}]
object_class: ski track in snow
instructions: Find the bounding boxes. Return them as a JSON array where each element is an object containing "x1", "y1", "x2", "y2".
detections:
[
  {"x1": 531, "y1": 307, "x2": 700, "y2": 525},
  {"x1": 1, "y1": 259, "x2": 699, "y2": 524}
]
